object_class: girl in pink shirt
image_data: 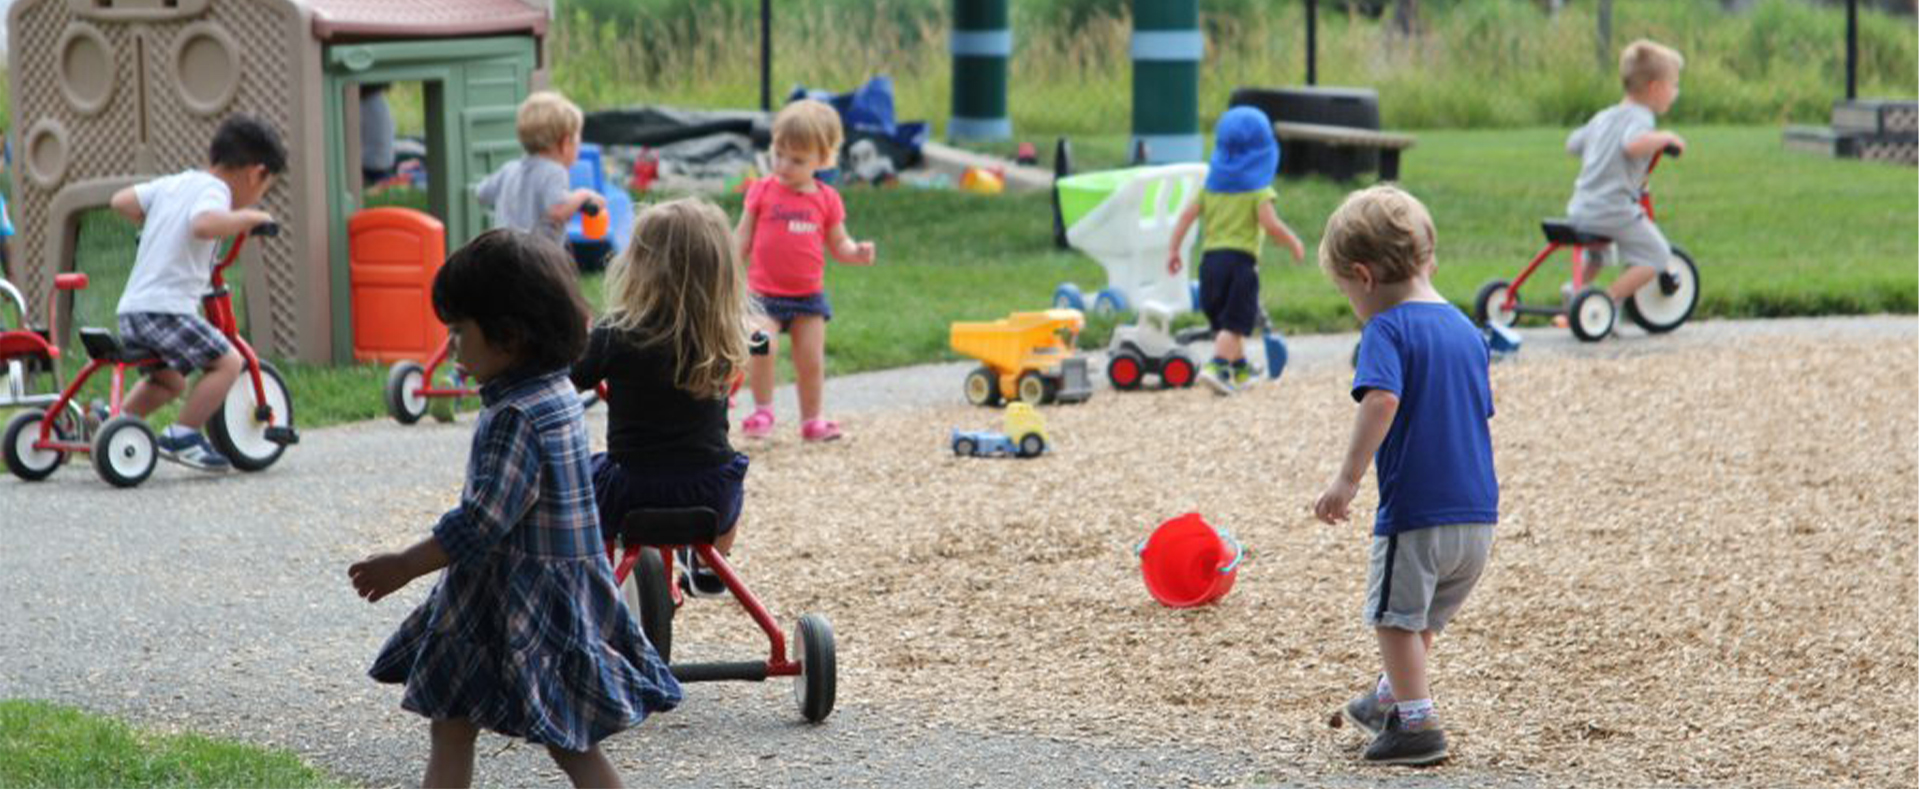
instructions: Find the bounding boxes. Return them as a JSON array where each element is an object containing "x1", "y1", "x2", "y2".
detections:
[{"x1": 734, "y1": 99, "x2": 876, "y2": 442}]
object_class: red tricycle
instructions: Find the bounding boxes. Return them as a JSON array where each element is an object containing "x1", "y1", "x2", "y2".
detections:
[
  {"x1": 606, "y1": 507, "x2": 837, "y2": 723},
  {"x1": 1474, "y1": 145, "x2": 1700, "y2": 342},
  {"x1": 1, "y1": 273, "x2": 90, "y2": 428},
  {"x1": 2, "y1": 224, "x2": 297, "y2": 487}
]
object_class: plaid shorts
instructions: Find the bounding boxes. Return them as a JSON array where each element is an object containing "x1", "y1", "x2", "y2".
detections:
[{"x1": 118, "y1": 312, "x2": 232, "y2": 373}]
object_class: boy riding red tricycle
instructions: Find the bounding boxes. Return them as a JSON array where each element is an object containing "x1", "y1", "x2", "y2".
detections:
[{"x1": 1474, "y1": 145, "x2": 1700, "y2": 342}]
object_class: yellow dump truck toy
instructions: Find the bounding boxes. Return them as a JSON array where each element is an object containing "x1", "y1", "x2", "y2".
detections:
[{"x1": 949, "y1": 309, "x2": 1094, "y2": 406}]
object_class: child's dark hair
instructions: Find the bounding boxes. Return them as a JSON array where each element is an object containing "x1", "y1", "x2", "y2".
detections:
[
  {"x1": 433, "y1": 230, "x2": 589, "y2": 372},
  {"x1": 210, "y1": 114, "x2": 288, "y2": 175}
]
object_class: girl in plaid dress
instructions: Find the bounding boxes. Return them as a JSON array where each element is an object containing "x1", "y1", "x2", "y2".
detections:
[{"x1": 350, "y1": 230, "x2": 680, "y2": 788}]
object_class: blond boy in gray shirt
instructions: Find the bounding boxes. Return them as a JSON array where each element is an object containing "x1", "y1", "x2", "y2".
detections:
[
  {"x1": 476, "y1": 91, "x2": 603, "y2": 249},
  {"x1": 1563, "y1": 39, "x2": 1688, "y2": 319}
]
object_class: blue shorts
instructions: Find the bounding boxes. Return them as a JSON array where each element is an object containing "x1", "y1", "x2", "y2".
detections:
[
  {"x1": 593, "y1": 452, "x2": 749, "y2": 545},
  {"x1": 1198, "y1": 249, "x2": 1260, "y2": 337},
  {"x1": 754, "y1": 292, "x2": 832, "y2": 332}
]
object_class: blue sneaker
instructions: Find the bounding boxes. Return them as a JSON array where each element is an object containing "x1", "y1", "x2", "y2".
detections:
[{"x1": 157, "y1": 430, "x2": 230, "y2": 471}]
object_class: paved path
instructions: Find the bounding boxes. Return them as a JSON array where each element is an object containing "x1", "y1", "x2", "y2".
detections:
[{"x1": 1, "y1": 316, "x2": 1909, "y2": 787}]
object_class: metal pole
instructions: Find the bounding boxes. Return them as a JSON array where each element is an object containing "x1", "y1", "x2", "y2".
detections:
[
  {"x1": 1846, "y1": 0, "x2": 1858, "y2": 101},
  {"x1": 1305, "y1": 0, "x2": 1317, "y2": 86},
  {"x1": 1131, "y1": 0, "x2": 1201, "y2": 163},
  {"x1": 760, "y1": 0, "x2": 772, "y2": 111},
  {"x1": 951, "y1": 0, "x2": 1012, "y2": 141}
]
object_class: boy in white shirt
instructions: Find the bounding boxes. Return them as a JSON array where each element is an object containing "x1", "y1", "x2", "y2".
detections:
[{"x1": 108, "y1": 114, "x2": 284, "y2": 470}]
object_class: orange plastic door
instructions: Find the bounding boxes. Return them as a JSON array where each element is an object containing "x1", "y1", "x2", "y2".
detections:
[{"x1": 348, "y1": 208, "x2": 447, "y2": 364}]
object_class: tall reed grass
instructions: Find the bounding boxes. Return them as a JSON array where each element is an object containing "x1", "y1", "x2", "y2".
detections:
[{"x1": 548, "y1": 0, "x2": 1915, "y2": 135}]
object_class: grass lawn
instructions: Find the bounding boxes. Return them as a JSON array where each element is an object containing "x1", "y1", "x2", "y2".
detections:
[
  {"x1": 0, "y1": 699, "x2": 339, "y2": 788},
  {"x1": 6, "y1": 125, "x2": 1913, "y2": 431}
]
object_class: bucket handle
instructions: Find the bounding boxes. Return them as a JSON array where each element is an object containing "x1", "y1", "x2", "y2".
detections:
[
  {"x1": 1216, "y1": 529, "x2": 1245, "y2": 574},
  {"x1": 1134, "y1": 528, "x2": 1247, "y2": 575}
]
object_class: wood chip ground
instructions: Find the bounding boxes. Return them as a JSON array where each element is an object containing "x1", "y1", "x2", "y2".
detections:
[{"x1": 664, "y1": 335, "x2": 1916, "y2": 786}]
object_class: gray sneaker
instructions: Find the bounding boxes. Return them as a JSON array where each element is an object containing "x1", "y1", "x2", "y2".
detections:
[
  {"x1": 1363, "y1": 711, "x2": 1448, "y2": 766},
  {"x1": 1198, "y1": 362, "x2": 1236, "y2": 396},
  {"x1": 1341, "y1": 689, "x2": 1390, "y2": 738}
]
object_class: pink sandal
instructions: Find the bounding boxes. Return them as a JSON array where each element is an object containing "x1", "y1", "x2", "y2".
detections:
[
  {"x1": 801, "y1": 419, "x2": 842, "y2": 442},
  {"x1": 741, "y1": 407, "x2": 775, "y2": 439}
]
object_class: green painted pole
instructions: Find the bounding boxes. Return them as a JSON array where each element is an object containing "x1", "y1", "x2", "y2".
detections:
[
  {"x1": 1132, "y1": 0, "x2": 1201, "y2": 162},
  {"x1": 951, "y1": 0, "x2": 1010, "y2": 141}
]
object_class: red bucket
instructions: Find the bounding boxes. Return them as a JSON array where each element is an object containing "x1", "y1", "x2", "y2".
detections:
[{"x1": 1138, "y1": 513, "x2": 1244, "y2": 608}]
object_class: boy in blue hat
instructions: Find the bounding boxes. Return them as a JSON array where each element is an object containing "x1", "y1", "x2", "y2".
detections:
[{"x1": 1167, "y1": 105, "x2": 1305, "y2": 395}]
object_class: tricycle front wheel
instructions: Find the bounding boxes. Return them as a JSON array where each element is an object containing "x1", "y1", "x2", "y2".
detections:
[{"x1": 1623, "y1": 246, "x2": 1699, "y2": 334}]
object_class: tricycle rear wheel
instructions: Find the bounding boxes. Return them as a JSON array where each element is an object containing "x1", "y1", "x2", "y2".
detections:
[
  {"x1": 627, "y1": 548, "x2": 675, "y2": 663},
  {"x1": 793, "y1": 614, "x2": 836, "y2": 723}
]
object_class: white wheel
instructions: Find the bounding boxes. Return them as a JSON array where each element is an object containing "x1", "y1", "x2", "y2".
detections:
[
  {"x1": 1473, "y1": 279, "x2": 1518, "y2": 328},
  {"x1": 1568, "y1": 287, "x2": 1616, "y2": 343},
  {"x1": 793, "y1": 613, "x2": 836, "y2": 723},
  {"x1": 1624, "y1": 246, "x2": 1699, "y2": 333},
  {"x1": 4, "y1": 409, "x2": 64, "y2": 481},
  {"x1": 385, "y1": 361, "x2": 428, "y2": 424},
  {"x1": 208, "y1": 361, "x2": 294, "y2": 472},
  {"x1": 92, "y1": 416, "x2": 156, "y2": 488}
]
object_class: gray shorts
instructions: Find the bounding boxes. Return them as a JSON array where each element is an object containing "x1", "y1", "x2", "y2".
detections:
[
  {"x1": 1578, "y1": 215, "x2": 1671, "y2": 270},
  {"x1": 1364, "y1": 524, "x2": 1495, "y2": 633}
]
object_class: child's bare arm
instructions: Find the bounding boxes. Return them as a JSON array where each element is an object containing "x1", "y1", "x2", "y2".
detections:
[
  {"x1": 827, "y1": 223, "x2": 876, "y2": 265},
  {"x1": 1314, "y1": 389, "x2": 1400, "y2": 524},
  {"x1": 109, "y1": 187, "x2": 145, "y2": 224},
  {"x1": 348, "y1": 536, "x2": 450, "y2": 603},
  {"x1": 1257, "y1": 201, "x2": 1306, "y2": 262},
  {"x1": 1166, "y1": 200, "x2": 1202, "y2": 274},
  {"x1": 544, "y1": 188, "x2": 604, "y2": 226},
  {"x1": 735, "y1": 208, "x2": 757, "y2": 266},
  {"x1": 1624, "y1": 130, "x2": 1685, "y2": 159},
  {"x1": 190, "y1": 209, "x2": 274, "y2": 240}
]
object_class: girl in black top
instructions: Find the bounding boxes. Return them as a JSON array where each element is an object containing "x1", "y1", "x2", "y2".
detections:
[{"x1": 572, "y1": 198, "x2": 754, "y2": 573}]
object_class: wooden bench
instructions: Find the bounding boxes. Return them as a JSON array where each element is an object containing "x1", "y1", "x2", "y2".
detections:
[{"x1": 1271, "y1": 121, "x2": 1418, "y2": 182}]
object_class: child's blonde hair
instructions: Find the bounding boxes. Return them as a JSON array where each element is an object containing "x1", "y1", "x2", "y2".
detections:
[
  {"x1": 772, "y1": 99, "x2": 843, "y2": 168},
  {"x1": 1318, "y1": 185, "x2": 1437, "y2": 285},
  {"x1": 517, "y1": 91, "x2": 584, "y2": 155},
  {"x1": 601, "y1": 198, "x2": 754, "y2": 399},
  {"x1": 1620, "y1": 39, "x2": 1685, "y2": 94}
]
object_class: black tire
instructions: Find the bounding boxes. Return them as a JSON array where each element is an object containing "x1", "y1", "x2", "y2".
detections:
[
  {"x1": 627, "y1": 548, "x2": 675, "y2": 664},
  {"x1": 92, "y1": 416, "x2": 156, "y2": 488},
  {"x1": 4, "y1": 409, "x2": 64, "y2": 481},
  {"x1": 953, "y1": 437, "x2": 977, "y2": 457},
  {"x1": 208, "y1": 361, "x2": 294, "y2": 472},
  {"x1": 385, "y1": 361, "x2": 428, "y2": 425},
  {"x1": 1568, "y1": 287, "x2": 1616, "y2": 343},
  {"x1": 1016, "y1": 371, "x2": 1049, "y2": 405},
  {"x1": 1473, "y1": 279, "x2": 1518, "y2": 327},
  {"x1": 1017, "y1": 433, "x2": 1046, "y2": 458},
  {"x1": 1107, "y1": 349, "x2": 1145, "y2": 390},
  {"x1": 793, "y1": 613, "x2": 836, "y2": 723},
  {"x1": 963, "y1": 366, "x2": 1002, "y2": 407},
  {"x1": 1623, "y1": 245, "x2": 1700, "y2": 334}
]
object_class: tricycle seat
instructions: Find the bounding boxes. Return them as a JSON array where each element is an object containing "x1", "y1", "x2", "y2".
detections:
[
  {"x1": 78, "y1": 328, "x2": 159, "y2": 363},
  {"x1": 1541, "y1": 219, "x2": 1611, "y2": 246},
  {"x1": 615, "y1": 506, "x2": 720, "y2": 547}
]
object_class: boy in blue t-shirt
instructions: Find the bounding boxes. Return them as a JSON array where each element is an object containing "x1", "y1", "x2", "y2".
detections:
[{"x1": 1312, "y1": 185, "x2": 1498, "y2": 766}]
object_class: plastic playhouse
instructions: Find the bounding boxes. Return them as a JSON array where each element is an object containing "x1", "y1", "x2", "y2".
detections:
[
  {"x1": 950, "y1": 402, "x2": 1049, "y2": 459},
  {"x1": 6, "y1": 0, "x2": 551, "y2": 364},
  {"x1": 950, "y1": 309, "x2": 1093, "y2": 407},
  {"x1": 1052, "y1": 163, "x2": 1206, "y2": 317}
]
